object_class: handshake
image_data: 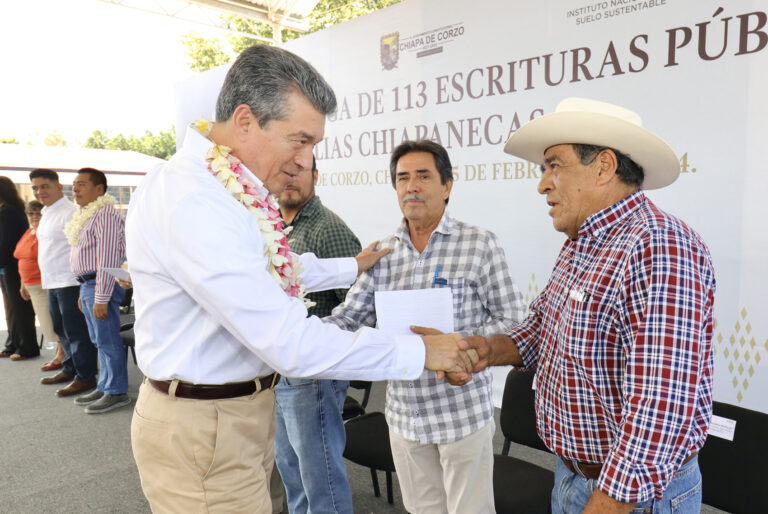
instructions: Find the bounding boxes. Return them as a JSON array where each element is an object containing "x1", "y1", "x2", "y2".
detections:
[{"x1": 413, "y1": 326, "x2": 490, "y2": 386}]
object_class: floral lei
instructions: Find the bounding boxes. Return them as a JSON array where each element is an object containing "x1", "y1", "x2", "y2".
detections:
[
  {"x1": 192, "y1": 119, "x2": 314, "y2": 308},
  {"x1": 65, "y1": 194, "x2": 117, "y2": 246}
]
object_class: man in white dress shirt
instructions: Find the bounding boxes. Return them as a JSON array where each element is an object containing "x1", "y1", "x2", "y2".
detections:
[
  {"x1": 126, "y1": 44, "x2": 470, "y2": 513},
  {"x1": 31, "y1": 169, "x2": 98, "y2": 398}
]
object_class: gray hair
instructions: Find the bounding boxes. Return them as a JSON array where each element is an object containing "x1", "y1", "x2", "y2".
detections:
[{"x1": 215, "y1": 45, "x2": 337, "y2": 127}]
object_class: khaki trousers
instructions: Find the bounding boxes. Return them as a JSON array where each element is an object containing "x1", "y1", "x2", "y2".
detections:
[
  {"x1": 389, "y1": 421, "x2": 496, "y2": 514},
  {"x1": 131, "y1": 379, "x2": 276, "y2": 514},
  {"x1": 26, "y1": 284, "x2": 58, "y2": 344}
]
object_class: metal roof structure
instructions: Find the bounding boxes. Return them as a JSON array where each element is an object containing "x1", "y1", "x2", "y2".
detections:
[
  {"x1": 0, "y1": 144, "x2": 165, "y2": 186},
  {"x1": 98, "y1": 0, "x2": 322, "y2": 43}
]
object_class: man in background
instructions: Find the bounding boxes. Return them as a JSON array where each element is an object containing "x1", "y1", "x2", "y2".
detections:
[
  {"x1": 326, "y1": 140, "x2": 525, "y2": 514},
  {"x1": 274, "y1": 156, "x2": 362, "y2": 513},
  {"x1": 69, "y1": 168, "x2": 129, "y2": 414},
  {"x1": 31, "y1": 168, "x2": 97, "y2": 397}
]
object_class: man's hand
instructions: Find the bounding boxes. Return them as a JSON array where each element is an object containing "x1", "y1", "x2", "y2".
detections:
[
  {"x1": 583, "y1": 489, "x2": 636, "y2": 513},
  {"x1": 355, "y1": 241, "x2": 390, "y2": 276},
  {"x1": 421, "y1": 333, "x2": 477, "y2": 384},
  {"x1": 93, "y1": 302, "x2": 108, "y2": 320},
  {"x1": 458, "y1": 335, "x2": 493, "y2": 372},
  {"x1": 78, "y1": 296, "x2": 83, "y2": 313},
  {"x1": 444, "y1": 335, "x2": 489, "y2": 385},
  {"x1": 412, "y1": 326, "x2": 478, "y2": 384},
  {"x1": 19, "y1": 284, "x2": 30, "y2": 301},
  {"x1": 117, "y1": 262, "x2": 132, "y2": 289}
]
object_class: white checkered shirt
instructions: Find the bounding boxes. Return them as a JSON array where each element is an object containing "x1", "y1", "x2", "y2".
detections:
[{"x1": 325, "y1": 212, "x2": 525, "y2": 444}]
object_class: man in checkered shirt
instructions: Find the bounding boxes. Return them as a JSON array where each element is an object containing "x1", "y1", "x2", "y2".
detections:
[
  {"x1": 325, "y1": 139, "x2": 525, "y2": 514},
  {"x1": 457, "y1": 98, "x2": 716, "y2": 513}
]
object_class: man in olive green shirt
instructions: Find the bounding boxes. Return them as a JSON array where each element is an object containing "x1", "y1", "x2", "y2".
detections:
[{"x1": 274, "y1": 157, "x2": 361, "y2": 513}]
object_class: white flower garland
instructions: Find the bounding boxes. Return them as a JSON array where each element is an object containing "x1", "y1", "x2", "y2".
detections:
[
  {"x1": 65, "y1": 194, "x2": 117, "y2": 246},
  {"x1": 192, "y1": 119, "x2": 314, "y2": 308}
]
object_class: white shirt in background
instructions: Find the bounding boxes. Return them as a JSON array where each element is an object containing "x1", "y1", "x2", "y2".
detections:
[{"x1": 37, "y1": 197, "x2": 78, "y2": 290}]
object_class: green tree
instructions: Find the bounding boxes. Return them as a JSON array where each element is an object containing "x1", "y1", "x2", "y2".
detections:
[
  {"x1": 0, "y1": 137, "x2": 19, "y2": 144},
  {"x1": 182, "y1": 33, "x2": 232, "y2": 72},
  {"x1": 44, "y1": 132, "x2": 67, "y2": 146},
  {"x1": 183, "y1": 0, "x2": 405, "y2": 72},
  {"x1": 85, "y1": 128, "x2": 176, "y2": 160}
]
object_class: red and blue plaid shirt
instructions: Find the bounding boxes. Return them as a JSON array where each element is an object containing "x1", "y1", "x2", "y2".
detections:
[{"x1": 512, "y1": 191, "x2": 715, "y2": 503}]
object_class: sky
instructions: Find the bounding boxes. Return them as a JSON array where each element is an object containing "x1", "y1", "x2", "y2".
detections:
[{"x1": 0, "y1": 0, "x2": 230, "y2": 145}]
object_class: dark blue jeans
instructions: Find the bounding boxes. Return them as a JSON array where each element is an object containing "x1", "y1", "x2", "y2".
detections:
[{"x1": 47, "y1": 286, "x2": 97, "y2": 382}]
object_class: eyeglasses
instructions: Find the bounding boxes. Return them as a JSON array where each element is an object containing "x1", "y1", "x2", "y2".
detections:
[{"x1": 26, "y1": 211, "x2": 42, "y2": 216}]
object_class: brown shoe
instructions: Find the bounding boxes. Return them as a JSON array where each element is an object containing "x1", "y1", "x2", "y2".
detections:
[
  {"x1": 41, "y1": 371, "x2": 75, "y2": 385},
  {"x1": 10, "y1": 354, "x2": 37, "y2": 361},
  {"x1": 57, "y1": 380, "x2": 97, "y2": 397}
]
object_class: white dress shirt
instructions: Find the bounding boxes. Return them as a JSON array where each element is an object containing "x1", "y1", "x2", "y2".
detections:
[
  {"x1": 126, "y1": 129, "x2": 425, "y2": 384},
  {"x1": 37, "y1": 197, "x2": 79, "y2": 289}
]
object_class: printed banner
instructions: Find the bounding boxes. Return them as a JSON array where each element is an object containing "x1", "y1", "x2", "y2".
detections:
[{"x1": 176, "y1": 0, "x2": 768, "y2": 411}]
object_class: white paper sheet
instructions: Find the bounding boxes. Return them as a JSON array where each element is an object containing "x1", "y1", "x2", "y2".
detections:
[
  {"x1": 709, "y1": 415, "x2": 736, "y2": 441},
  {"x1": 103, "y1": 267, "x2": 131, "y2": 281},
  {"x1": 374, "y1": 288, "x2": 454, "y2": 335}
]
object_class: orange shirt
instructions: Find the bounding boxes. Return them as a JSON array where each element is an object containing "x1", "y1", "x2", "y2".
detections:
[{"x1": 13, "y1": 228, "x2": 42, "y2": 286}]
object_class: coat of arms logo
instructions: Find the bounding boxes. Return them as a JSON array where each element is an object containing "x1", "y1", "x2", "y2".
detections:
[{"x1": 380, "y1": 32, "x2": 399, "y2": 70}]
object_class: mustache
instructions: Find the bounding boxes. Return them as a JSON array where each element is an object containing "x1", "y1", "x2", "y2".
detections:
[{"x1": 402, "y1": 194, "x2": 427, "y2": 203}]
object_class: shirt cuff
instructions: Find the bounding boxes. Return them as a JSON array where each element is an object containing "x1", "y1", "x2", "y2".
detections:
[
  {"x1": 597, "y1": 451, "x2": 660, "y2": 503},
  {"x1": 338, "y1": 257, "x2": 358, "y2": 285},
  {"x1": 390, "y1": 334, "x2": 426, "y2": 380}
]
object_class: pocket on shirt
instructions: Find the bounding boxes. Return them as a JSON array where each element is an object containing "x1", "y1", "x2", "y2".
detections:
[
  {"x1": 563, "y1": 288, "x2": 615, "y2": 360},
  {"x1": 433, "y1": 277, "x2": 464, "y2": 321}
]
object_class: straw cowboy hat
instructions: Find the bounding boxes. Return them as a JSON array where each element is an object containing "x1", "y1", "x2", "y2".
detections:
[{"x1": 503, "y1": 97, "x2": 680, "y2": 190}]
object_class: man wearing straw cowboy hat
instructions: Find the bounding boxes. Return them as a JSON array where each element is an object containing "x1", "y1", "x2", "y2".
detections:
[{"x1": 452, "y1": 98, "x2": 716, "y2": 513}]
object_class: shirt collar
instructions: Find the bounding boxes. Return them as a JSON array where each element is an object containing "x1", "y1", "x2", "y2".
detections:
[
  {"x1": 183, "y1": 127, "x2": 268, "y2": 201},
  {"x1": 289, "y1": 195, "x2": 322, "y2": 225},
  {"x1": 578, "y1": 190, "x2": 646, "y2": 238},
  {"x1": 395, "y1": 209, "x2": 454, "y2": 243},
  {"x1": 41, "y1": 196, "x2": 69, "y2": 214}
]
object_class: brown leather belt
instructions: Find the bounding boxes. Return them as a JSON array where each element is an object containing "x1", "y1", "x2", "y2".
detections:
[
  {"x1": 148, "y1": 373, "x2": 279, "y2": 400},
  {"x1": 562, "y1": 451, "x2": 698, "y2": 480}
]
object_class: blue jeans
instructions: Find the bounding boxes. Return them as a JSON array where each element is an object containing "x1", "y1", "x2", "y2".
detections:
[
  {"x1": 79, "y1": 280, "x2": 127, "y2": 394},
  {"x1": 552, "y1": 455, "x2": 702, "y2": 514},
  {"x1": 274, "y1": 377, "x2": 352, "y2": 514},
  {"x1": 47, "y1": 286, "x2": 97, "y2": 382}
]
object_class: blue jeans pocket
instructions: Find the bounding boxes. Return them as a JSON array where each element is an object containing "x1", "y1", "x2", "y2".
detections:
[{"x1": 670, "y1": 477, "x2": 701, "y2": 514}]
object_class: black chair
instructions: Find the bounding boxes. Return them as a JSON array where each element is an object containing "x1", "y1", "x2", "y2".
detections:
[
  {"x1": 120, "y1": 322, "x2": 136, "y2": 365},
  {"x1": 494, "y1": 368, "x2": 554, "y2": 514},
  {"x1": 699, "y1": 401, "x2": 768, "y2": 513},
  {"x1": 343, "y1": 411, "x2": 397, "y2": 504},
  {"x1": 342, "y1": 380, "x2": 372, "y2": 421},
  {"x1": 119, "y1": 287, "x2": 133, "y2": 314}
]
